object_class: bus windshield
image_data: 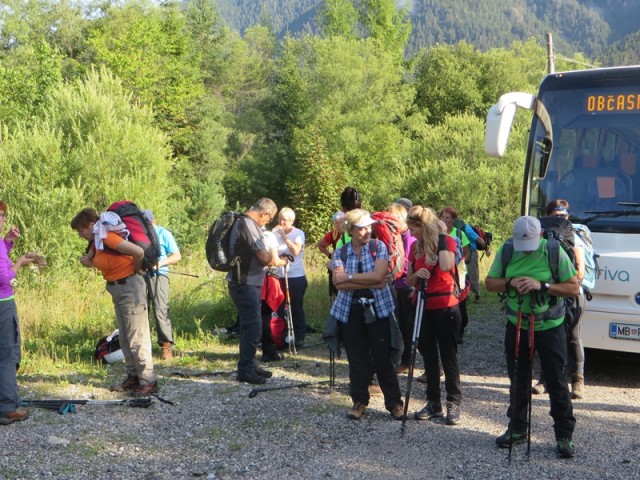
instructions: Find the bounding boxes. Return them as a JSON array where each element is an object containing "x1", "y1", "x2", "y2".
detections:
[{"x1": 527, "y1": 72, "x2": 640, "y2": 233}]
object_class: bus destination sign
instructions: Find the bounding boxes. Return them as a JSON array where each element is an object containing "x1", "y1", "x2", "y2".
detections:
[{"x1": 585, "y1": 91, "x2": 640, "y2": 113}]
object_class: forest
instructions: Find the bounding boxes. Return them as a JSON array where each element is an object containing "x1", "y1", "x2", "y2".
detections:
[{"x1": 0, "y1": 0, "x2": 625, "y2": 270}]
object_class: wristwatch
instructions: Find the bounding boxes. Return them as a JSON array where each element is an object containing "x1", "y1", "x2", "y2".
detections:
[
  {"x1": 540, "y1": 282, "x2": 551, "y2": 293},
  {"x1": 348, "y1": 274, "x2": 353, "y2": 281}
]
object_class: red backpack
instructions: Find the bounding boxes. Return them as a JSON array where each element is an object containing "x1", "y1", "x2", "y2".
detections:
[
  {"x1": 370, "y1": 211, "x2": 406, "y2": 281},
  {"x1": 106, "y1": 200, "x2": 161, "y2": 271}
]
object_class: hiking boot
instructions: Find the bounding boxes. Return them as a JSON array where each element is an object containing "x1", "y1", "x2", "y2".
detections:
[
  {"x1": 368, "y1": 384, "x2": 383, "y2": 396},
  {"x1": 445, "y1": 402, "x2": 461, "y2": 425},
  {"x1": 112, "y1": 375, "x2": 140, "y2": 392},
  {"x1": 390, "y1": 404, "x2": 406, "y2": 421},
  {"x1": 160, "y1": 342, "x2": 173, "y2": 360},
  {"x1": 495, "y1": 429, "x2": 527, "y2": 448},
  {"x1": 347, "y1": 402, "x2": 367, "y2": 420},
  {"x1": 237, "y1": 372, "x2": 266, "y2": 385},
  {"x1": 571, "y1": 374, "x2": 584, "y2": 400},
  {"x1": 414, "y1": 402, "x2": 443, "y2": 421},
  {"x1": 255, "y1": 366, "x2": 273, "y2": 379},
  {"x1": 131, "y1": 382, "x2": 159, "y2": 396},
  {"x1": 532, "y1": 380, "x2": 546, "y2": 395},
  {"x1": 396, "y1": 364, "x2": 410, "y2": 374},
  {"x1": 557, "y1": 438, "x2": 576, "y2": 458},
  {"x1": 261, "y1": 352, "x2": 284, "y2": 362},
  {"x1": 0, "y1": 408, "x2": 29, "y2": 425},
  {"x1": 416, "y1": 372, "x2": 427, "y2": 383}
]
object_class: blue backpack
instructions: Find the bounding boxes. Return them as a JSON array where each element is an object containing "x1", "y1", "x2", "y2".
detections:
[{"x1": 572, "y1": 224, "x2": 599, "y2": 291}]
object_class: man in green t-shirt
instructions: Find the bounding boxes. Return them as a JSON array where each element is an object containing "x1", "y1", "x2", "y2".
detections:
[{"x1": 486, "y1": 216, "x2": 580, "y2": 459}]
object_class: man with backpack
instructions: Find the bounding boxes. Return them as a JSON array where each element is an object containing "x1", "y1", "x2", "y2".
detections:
[
  {"x1": 142, "y1": 210, "x2": 181, "y2": 360},
  {"x1": 486, "y1": 216, "x2": 580, "y2": 458},
  {"x1": 226, "y1": 198, "x2": 288, "y2": 385}
]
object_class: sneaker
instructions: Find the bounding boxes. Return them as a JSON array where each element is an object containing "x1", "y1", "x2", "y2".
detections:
[
  {"x1": 237, "y1": 372, "x2": 266, "y2": 385},
  {"x1": 347, "y1": 402, "x2": 367, "y2": 420},
  {"x1": 131, "y1": 381, "x2": 159, "y2": 396},
  {"x1": 557, "y1": 438, "x2": 576, "y2": 458},
  {"x1": 112, "y1": 375, "x2": 140, "y2": 392},
  {"x1": 390, "y1": 404, "x2": 406, "y2": 421},
  {"x1": 368, "y1": 384, "x2": 383, "y2": 397},
  {"x1": 261, "y1": 352, "x2": 284, "y2": 362},
  {"x1": 396, "y1": 364, "x2": 410, "y2": 374},
  {"x1": 445, "y1": 402, "x2": 461, "y2": 425},
  {"x1": 495, "y1": 429, "x2": 527, "y2": 448},
  {"x1": 255, "y1": 366, "x2": 273, "y2": 379},
  {"x1": 160, "y1": 342, "x2": 173, "y2": 360},
  {"x1": 414, "y1": 402, "x2": 443, "y2": 421},
  {"x1": 0, "y1": 408, "x2": 29, "y2": 425},
  {"x1": 416, "y1": 372, "x2": 427, "y2": 383}
]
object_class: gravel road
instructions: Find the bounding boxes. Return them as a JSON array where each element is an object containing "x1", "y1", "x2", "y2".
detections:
[{"x1": 1, "y1": 302, "x2": 639, "y2": 480}]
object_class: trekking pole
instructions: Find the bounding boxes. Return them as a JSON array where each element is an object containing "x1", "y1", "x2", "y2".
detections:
[
  {"x1": 508, "y1": 293, "x2": 524, "y2": 464},
  {"x1": 21, "y1": 397, "x2": 154, "y2": 410},
  {"x1": 248, "y1": 380, "x2": 332, "y2": 398},
  {"x1": 283, "y1": 262, "x2": 297, "y2": 355},
  {"x1": 329, "y1": 349, "x2": 336, "y2": 389},
  {"x1": 167, "y1": 270, "x2": 200, "y2": 278},
  {"x1": 401, "y1": 278, "x2": 425, "y2": 437},
  {"x1": 526, "y1": 302, "x2": 536, "y2": 458}
]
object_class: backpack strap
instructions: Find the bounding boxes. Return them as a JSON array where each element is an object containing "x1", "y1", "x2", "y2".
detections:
[{"x1": 546, "y1": 235, "x2": 560, "y2": 282}]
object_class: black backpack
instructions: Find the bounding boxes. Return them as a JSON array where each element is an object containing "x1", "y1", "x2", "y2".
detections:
[{"x1": 206, "y1": 211, "x2": 242, "y2": 272}]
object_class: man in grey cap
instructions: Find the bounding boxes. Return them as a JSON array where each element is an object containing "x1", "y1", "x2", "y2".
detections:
[
  {"x1": 485, "y1": 216, "x2": 580, "y2": 459},
  {"x1": 395, "y1": 197, "x2": 413, "y2": 212},
  {"x1": 143, "y1": 209, "x2": 181, "y2": 359}
]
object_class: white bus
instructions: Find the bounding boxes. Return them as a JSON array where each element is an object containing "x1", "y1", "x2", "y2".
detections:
[{"x1": 485, "y1": 66, "x2": 640, "y2": 354}]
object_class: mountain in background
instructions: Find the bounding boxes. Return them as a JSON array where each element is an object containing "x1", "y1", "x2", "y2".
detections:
[{"x1": 211, "y1": 0, "x2": 640, "y2": 66}]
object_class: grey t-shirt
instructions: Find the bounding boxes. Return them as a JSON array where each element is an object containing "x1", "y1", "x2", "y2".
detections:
[{"x1": 226, "y1": 215, "x2": 267, "y2": 286}]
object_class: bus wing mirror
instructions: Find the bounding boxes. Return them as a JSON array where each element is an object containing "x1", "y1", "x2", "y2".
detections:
[{"x1": 485, "y1": 92, "x2": 536, "y2": 157}]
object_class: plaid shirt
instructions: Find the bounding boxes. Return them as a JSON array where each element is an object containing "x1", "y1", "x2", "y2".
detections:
[{"x1": 330, "y1": 240, "x2": 395, "y2": 323}]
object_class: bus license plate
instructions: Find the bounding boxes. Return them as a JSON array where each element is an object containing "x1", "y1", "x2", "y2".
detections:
[{"x1": 609, "y1": 323, "x2": 640, "y2": 341}]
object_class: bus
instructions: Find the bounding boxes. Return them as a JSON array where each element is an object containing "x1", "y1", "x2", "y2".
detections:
[{"x1": 484, "y1": 65, "x2": 640, "y2": 354}]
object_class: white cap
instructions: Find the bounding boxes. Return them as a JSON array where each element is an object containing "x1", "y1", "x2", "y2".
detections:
[
  {"x1": 353, "y1": 213, "x2": 376, "y2": 228},
  {"x1": 512, "y1": 216, "x2": 541, "y2": 251}
]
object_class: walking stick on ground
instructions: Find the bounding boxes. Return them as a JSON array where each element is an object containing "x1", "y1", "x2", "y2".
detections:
[
  {"x1": 508, "y1": 294, "x2": 524, "y2": 464},
  {"x1": 526, "y1": 303, "x2": 536, "y2": 458},
  {"x1": 401, "y1": 279, "x2": 425, "y2": 437}
]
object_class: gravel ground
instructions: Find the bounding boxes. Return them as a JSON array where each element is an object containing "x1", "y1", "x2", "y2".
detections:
[{"x1": 1, "y1": 302, "x2": 639, "y2": 480}]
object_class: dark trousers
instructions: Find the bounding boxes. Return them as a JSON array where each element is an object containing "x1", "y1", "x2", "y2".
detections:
[
  {"x1": 279, "y1": 275, "x2": 307, "y2": 344},
  {"x1": 260, "y1": 302, "x2": 278, "y2": 357},
  {"x1": 395, "y1": 286, "x2": 416, "y2": 366},
  {"x1": 418, "y1": 306, "x2": 462, "y2": 406},
  {"x1": 505, "y1": 321, "x2": 576, "y2": 440},
  {"x1": 228, "y1": 283, "x2": 262, "y2": 376},
  {"x1": 0, "y1": 300, "x2": 21, "y2": 413},
  {"x1": 339, "y1": 306, "x2": 403, "y2": 411}
]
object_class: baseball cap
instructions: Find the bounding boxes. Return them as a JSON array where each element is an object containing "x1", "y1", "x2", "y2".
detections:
[
  {"x1": 512, "y1": 216, "x2": 541, "y2": 251},
  {"x1": 353, "y1": 213, "x2": 376, "y2": 228},
  {"x1": 396, "y1": 197, "x2": 413, "y2": 211},
  {"x1": 142, "y1": 209, "x2": 154, "y2": 222}
]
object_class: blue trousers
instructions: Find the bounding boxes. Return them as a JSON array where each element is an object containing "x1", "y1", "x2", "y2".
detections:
[{"x1": 0, "y1": 300, "x2": 21, "y2": 413}]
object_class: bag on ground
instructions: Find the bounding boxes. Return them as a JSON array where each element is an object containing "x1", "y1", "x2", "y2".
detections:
[
  {"x1": 106, "y1": 200, "x2": 161, "y2": 271},
  {"x1": 94, "y1": 330, "x2": 123, "y2": 364}
]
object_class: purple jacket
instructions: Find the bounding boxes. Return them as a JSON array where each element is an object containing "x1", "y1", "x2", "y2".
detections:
[
  {"x1": 0, "y1": 239, "x2": 17, "y2": 299},
  {"x1": 394, "y1": 229, "x2": 416, "y2": 290}
]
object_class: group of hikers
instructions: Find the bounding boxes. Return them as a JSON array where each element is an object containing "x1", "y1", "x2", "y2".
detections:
[{"x1": 1, "y1": 189, "x2": 587, "y2": 459}]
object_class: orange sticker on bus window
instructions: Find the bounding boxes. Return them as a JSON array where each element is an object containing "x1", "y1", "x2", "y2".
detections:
[{"x1": 597, "y1": 176, "x2": 616, "y2": 198}]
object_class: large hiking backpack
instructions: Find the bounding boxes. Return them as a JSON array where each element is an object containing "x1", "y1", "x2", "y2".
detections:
[
  {"x1": 370, "y1": 211, "x2": 406, "y2": 281},
  {"x1": 206, "y1": 211, "x2": 242, "y2": 272},
  {"x1": 106, "y1": 201, "x2": 161, "y2": 271},
  {"x1": 572, "y1": 223, "x2": 599, "y2": 291}
]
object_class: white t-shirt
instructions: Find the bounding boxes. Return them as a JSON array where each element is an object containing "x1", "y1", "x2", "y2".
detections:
[{"x1": 276, "y1": 226, "x2": 305, "y2": 278}]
